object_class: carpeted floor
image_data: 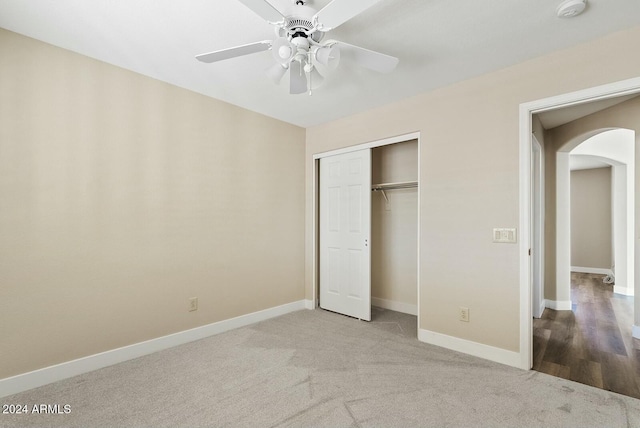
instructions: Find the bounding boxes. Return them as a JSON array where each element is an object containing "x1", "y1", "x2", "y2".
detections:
[{"x1": 2, "y1": 307, "x2": 639, "y2": 427}]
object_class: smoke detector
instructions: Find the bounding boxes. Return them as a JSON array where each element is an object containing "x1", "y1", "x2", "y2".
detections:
[{"x1": 557, "y1": 0, "x2": 587, "y2": 18}]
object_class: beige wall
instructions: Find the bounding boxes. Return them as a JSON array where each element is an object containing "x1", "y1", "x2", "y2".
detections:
[
  {"x1": 0, "y1": 29, "x2": 306, "y2": 379},
  {"x1": 571, "y1": 167, "x2": 612, "y2": 269},
  {"x1": 306, "y1": 25, "x2": 640, "y2": 352},
  {"x1": 371, "y1": 141, "x2": 418, "y2": 307}
]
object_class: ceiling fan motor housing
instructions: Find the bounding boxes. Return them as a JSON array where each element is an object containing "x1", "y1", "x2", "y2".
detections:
[{"x1": 282, "y1": 4, "x2": 324, "y2": 43}]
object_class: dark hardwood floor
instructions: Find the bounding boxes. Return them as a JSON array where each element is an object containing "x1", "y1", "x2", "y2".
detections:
[{"x1": 533, "y1": 272, "x2": 640, "y2": 399}]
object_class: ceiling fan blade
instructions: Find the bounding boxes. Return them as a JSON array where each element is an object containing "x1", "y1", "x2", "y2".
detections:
[
  {"x1": 314, "y1": 0, "x2": 385, "y2": 31},
  {"x1": 195, "y1": 40, "x2": 271, "y2": 63},
  {"x1": 289, "y1": 61, "x2": 308, "y2": 95},
  {"x1": 336, "y1": 41, "x2": 398, "y2": 73},
  {"x1": 236, "y1": 0, "x2": 285, "y2": 23}
]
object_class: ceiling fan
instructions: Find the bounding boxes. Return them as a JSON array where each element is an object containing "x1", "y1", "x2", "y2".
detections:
[{"x1": 196, "y1": 0, "x2": 399, "y2": 95}]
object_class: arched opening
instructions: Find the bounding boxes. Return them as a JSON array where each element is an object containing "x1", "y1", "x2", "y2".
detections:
[
  {"x1": 533, "y1": 123, "x2": 638, "y2": 398},
  {"x1": 556, "y1": 129, "x2": 635, "y2": 305},
  {"x1": 521, "y1": 78, "x2": 640, "y2": 400}
]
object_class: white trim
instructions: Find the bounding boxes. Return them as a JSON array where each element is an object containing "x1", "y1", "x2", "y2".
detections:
[
  {"x1": 418, "y1": 329, "x2": 521, "y2": 368},
  {"x1": 522, "y1": 78, "x2": 640, "y2": 115},
  {"x1": 519, "y1": 101, "x2": 533, "y2": 370},
  {"x1": 416, "y1": 134, "x2": 422, "y2": 335},
  {"x1": 614, "y1": 285, "x2": 634, "y2": 296},
  {"x1": 531, "y1": 134, "x2": 545, "y2": 320},
  {"x1": 556, "y1": 152, "x2": 572, "y2": 307},
  {"x1": 519, "y1": 77, "x2": 640, "y2": 371},
  {"x1": 571, "y1": 266, "x2": 613, "y2": 275},
  {"x1": 312, "y1": 132, "x2": 421, "y2": 160},
  {"x1": 0, "y1": 300, "x2": 307, "y2": 398},
  {"x1": 544, "y1": 299, "x2": 572, "y2": 311},
  {"x1": 371, "y1": 297, "x2": 418, "y2": 316},
  {"x1": 304, "y1": 299, "x2": 315, "y2": 309},
  {"x1": 633, "y1": 325, "x2": 640, "y2": 339},
  {"x1": 312, "y1": 158, "x2": 319, "y2": 308},
  {"x1": 538, "y1": 299, "x2": 546, "y2": 318}
]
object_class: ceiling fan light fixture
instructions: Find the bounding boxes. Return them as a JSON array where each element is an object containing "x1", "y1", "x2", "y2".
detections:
[
  {"x1": 265, "y1": 62, "x2": 288, "y2": 83},
  {"x1": 196, "y1": 0, "x2": 399, "y2": 94},
  {"x1": 308, "y1": 67, "x2": 324, "y2": 90},
  {"x1": 289, "y1": 61, "x2": 308, "y2": 94},
  {"x1": 272, "y1": 37, "x2": 294, "y2": 63},
  {"x1": 315, "y1": 44, "x2": 340, "y2": 70},
  {"x1": 278, "y1": 45, "x2": 292, "y2": 59}
]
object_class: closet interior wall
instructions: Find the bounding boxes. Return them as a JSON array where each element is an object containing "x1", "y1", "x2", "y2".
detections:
[{"x1": 371, "y1": 140, "x2": 419, "y2": 314}]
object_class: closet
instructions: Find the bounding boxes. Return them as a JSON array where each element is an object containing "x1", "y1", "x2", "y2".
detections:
[
  {"x1": 318, "y1": 138, "x2": 418, "y2": 322},
  {"x1": 371, "y1": 140, "x2": 418, "y2": 316}
]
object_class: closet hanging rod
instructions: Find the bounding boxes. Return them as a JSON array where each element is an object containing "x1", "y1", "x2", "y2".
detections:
[{"x1": 371, "y1": 181, "x2": 418, "y2": 191}]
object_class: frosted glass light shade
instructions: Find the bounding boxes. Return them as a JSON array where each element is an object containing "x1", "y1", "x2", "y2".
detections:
[{"x1": 315, "y1": 45, "x2": 340, "y2": 70}]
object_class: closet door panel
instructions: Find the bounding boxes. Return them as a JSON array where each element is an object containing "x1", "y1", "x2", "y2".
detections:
[{"x1": 319, "y1": 149, "x2": 371, "y2": 320}]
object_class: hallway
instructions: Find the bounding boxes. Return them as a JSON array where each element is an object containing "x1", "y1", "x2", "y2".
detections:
[{"x1": 533, "y1": 272, "x2": 640, "y2": 399}]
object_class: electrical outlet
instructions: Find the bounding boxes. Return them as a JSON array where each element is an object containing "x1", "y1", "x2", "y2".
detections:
[
  {"x1": 189, "y1": 297, "x2": 198, "y2": 312},
  {"x1": 459, "y1": 306, "x2": 469, "y2": 322}
]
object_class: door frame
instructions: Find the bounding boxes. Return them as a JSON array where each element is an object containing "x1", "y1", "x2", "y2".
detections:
[
  {"x1": 531, "y1": 134, "x2": 545, "y2": 319},
  {"x1": 519, "y1": 77, "x2": 640, "y2": 369},
  {"x1": 312, "y1": 131, "x2": 421, "y2": 328}
]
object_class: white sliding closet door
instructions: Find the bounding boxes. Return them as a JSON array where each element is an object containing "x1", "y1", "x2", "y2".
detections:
[{"x1": 319, "y1": 149, "x2": 371, "y2": 321}]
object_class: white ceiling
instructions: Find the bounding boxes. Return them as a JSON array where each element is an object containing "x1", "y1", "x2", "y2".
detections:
[{"x1": 1, "y1": 0, "x2": 639, "y2": 128}]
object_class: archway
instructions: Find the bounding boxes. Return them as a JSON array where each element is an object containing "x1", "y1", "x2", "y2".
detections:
[
  {"x1": 556, "y1": 129, "x2": 635, "y2": 312},
  {"x1": 519, "y1": 77, "x2": 640, "y2": 374},
  {"x1": 531, "y1": 127, "x2": 638, "y2": 396}
]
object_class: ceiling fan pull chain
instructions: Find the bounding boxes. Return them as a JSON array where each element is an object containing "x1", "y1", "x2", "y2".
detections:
[{"x1": 307, "y1": 51, "x2": 312, "y2": 96}]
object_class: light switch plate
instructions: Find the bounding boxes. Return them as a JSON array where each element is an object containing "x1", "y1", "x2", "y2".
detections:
[{"x1": 493, "y1": 228, "x2": 517, "y2": 243}]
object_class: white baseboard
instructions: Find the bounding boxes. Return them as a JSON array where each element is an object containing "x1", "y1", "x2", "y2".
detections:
[
  {"x1": 544, "y1": 299, "x2": 572, "y2": 311},
  {"x1": 538, "y1": 300, "x2": 546, "y2": 318},
  {"x1": 614, "y1": 286, "x2": 634, "y2": 296},
  {"x1": 418, "y1": 329, "x2": 521, "y2": 368},
  {"x1": 304, "y1": 299, "x2": 315, "y2": 310},
  {"x1": 0, "y1": 300, "x2": 308, "y2": 398},
  {"x1": 571, "y1": 266, "x2": 613, "y2": 276},
  {"x1": 633, "y1": 325, "x2": 640, "y2": 339},
  {"x1": 371, "y1": 297, "x2": 417, "y2": 316}
]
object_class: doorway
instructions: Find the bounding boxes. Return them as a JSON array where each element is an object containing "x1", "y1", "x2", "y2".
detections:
[
  {"x1": 370, "y1": 141, "x2": 419, "y2": 317},
  {"x1": 532, "y1": 125, "x2": 637, "y2": 398},
  {"x1": 564, "y1": 130, "x2": 635, "y2": 298},
  {"x1": 312, "y1": 132, "x2": 421, "y2": 334},
  {"x1": 519, "y1": 77, "x2": 640, "y2": 371}
]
